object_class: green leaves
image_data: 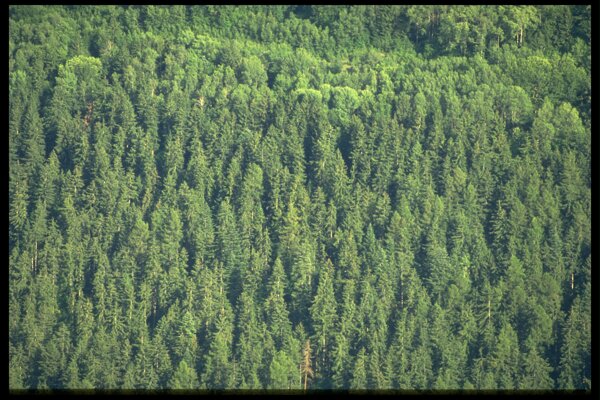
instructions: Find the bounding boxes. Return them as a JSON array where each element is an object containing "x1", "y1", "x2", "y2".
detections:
[
  {"x1": 240, "y1": 56, "x2": 267, "y2": 87},
  {"x1": 269, "y1": 350, "x2": 297, "y2": 389},
  {"x1": 169, "y1": 360, "x2": 200, "y2": 389},
  {"x1": 9, "y1": 5, "x2": 590, "y2": 392}
]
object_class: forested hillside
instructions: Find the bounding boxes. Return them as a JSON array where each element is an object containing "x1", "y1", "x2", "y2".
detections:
[{"x1": 9, "y1": 5, "x2": 591, "y2": 391}]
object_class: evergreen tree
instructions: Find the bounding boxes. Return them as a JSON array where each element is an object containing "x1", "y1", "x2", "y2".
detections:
[
  {"x1": 8, "y1": 4, "x2": 590, "y2": 392},
  {"x1": 168, "y1": 359, "x2": 200, "y2": 390}
]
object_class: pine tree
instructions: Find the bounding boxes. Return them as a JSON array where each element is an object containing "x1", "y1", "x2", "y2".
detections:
[
  {"x1": 201, "y1": 308, "x2": 234, "y2": 389},
  {"x1": 350, "y1": 347, "x2": 367, "y2": 390},
  {"x1": 490, "y1": 320, "x2": 520, "y2": 389},
  {"x1": 169, "y1": 359, "x2": 199, "y2": 390},
  {"x1": 309, "y1": 258, "x2": 337, "y2": 384},
  {"x1": 264, "y1": 258, "x2": 292, "y2": 349},
  {"x1": 7, "y1": 4, "x2": 591, "y2": 392},
  {"x1": 233, "y1": 289, "x2": 264, "y2": 389},
  {"x1": 269, "y1": 350, "x2": 298, "y2": 390},
  {"x1": 519, "y1": 347, "x2": 554, "y2": 390}
]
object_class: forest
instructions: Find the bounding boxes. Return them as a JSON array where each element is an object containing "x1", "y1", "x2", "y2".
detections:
[{"x1": 9, "y1": 5, "x2": 591, "y2": 391}]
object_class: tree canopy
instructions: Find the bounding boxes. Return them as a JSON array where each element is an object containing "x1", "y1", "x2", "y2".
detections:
[{"x1": 9, "y1": 5, "x2": 591, "y2": 392}]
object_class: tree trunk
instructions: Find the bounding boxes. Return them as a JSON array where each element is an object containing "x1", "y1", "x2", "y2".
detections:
[{"x1": 571, "y1": 271, "x2": 574, "y2": 290}]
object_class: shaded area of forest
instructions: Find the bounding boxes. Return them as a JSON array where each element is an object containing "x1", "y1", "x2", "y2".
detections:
[{"x1": 9, "y1": 5, "x2": 591, "y2": 391}]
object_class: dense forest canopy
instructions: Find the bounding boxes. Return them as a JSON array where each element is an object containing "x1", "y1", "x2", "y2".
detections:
[{"x1": 9, "y1": 5, "x2": 591, "y2": 391}]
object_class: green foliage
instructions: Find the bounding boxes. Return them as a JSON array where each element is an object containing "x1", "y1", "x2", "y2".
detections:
[
  {"x1": 169, "y1": 360, "x2": 199, "y2": 390},
  {"x1": 268, "y1": 350, "x2": 298, "y2": 390},
  {"x1": 9, "y1": 5, "x2": 590, "y2": 392}
]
